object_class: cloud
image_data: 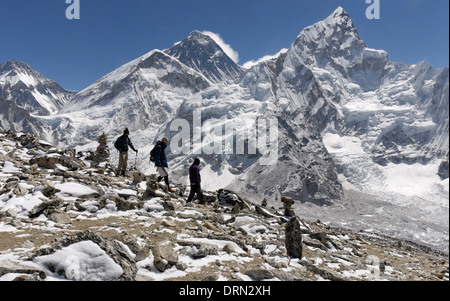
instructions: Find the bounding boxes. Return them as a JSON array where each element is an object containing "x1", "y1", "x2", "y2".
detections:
[
  {"x1": 202, "y1": 31, "x2": 240, "y2": 64},
  {"x1": 242, "y1": 48, "x2": 289, "y2": 69}
]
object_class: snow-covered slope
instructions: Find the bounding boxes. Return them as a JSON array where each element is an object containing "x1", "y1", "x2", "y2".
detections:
[
  {"x1": 52, "y1": 49, "x2": 211, "y2": 151},
  {"x1": 0, "y1": 60, "x2": 74, "y2": 116}
]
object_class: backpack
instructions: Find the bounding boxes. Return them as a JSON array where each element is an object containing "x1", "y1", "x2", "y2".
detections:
[
  {"x1": 149, "y1": 145, "x2": 157, "y2": 162},
  {"x1": 114, "y1": 137, "x2": 121, "y2": 151}
]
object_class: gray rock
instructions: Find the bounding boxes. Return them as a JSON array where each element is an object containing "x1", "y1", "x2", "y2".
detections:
[
  {"x1": 152, "y1": 244, "x2": 179, "y2": 272},
  {"x1": 285, "y1": 216, "x2": 303, "y2": 259},
  {"x1": 13, "y1": 184, "x2": 28, "y2": 196},
  {"x1": 28, "y1": 199, "x2": 62, "y2": 218},
  {"x1": 193, "y1": 244, "x2": 219, "y2": 258},
  {"x1": 48, "y1": 212, "x2": 72, "y2": 225},
  {"x1": 41, "y1": 182, "x2": 61, "y2": 197},
  {"x1": 245, "y1": 269, "x2": 275, "y2": 280},
  {"x1": 303, "y1": 236, "x2": 328, "y2": 251},
  {"x1": 5, "y1": 208, "x2": 18, "y2": 218},
  {"x1": 222, "y1": 243, "x2": 237, "y2": 254},
  {"x1": 0, "y1": 259, "x2": 46, "y2": 279},
  {"x1": 438, "y1": 152, "x2": 449, "y2": 179}
]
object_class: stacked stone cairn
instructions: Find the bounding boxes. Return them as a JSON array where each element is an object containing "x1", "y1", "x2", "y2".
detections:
[
  {"x1": 92, "y1": 133, "x2": 110, "y2": 171},
  {"x1": 281, "y1": 196, "x2": 295, "y2": 217}
]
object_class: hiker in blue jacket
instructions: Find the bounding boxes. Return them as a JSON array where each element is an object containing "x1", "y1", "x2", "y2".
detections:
[
  {"x1": 187, "y1": 158, "x2": 204, "y2": 204},
  {"x1": 154, "y1": 136, "x2": 174, "y2": 192}
]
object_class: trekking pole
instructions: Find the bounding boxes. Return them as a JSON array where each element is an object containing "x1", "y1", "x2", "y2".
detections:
[{"x1": 135, "y1": 152, "x2": 138, "y2": 171}]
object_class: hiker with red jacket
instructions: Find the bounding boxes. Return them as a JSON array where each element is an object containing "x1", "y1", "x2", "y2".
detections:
[{"x1": 187, "y1": 158, "x2": 204, "y2": 204}]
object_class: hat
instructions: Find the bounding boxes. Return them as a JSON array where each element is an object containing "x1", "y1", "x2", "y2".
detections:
[
  {"x1": 162, "y1": 136, "x2": 169, "y2": 143},
  {"x1": 124, "y1": 128, "x2": 130, "y2": 135}
]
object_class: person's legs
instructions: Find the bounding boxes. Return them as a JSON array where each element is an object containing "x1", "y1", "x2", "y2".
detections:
[
  {"x1": 117, "y1": 152, "x2": 128, "y2": 176},
  {"x1": 157, "y1": 167, "x2": 168, "y2": 178},
  {"x1": 187, "y1": 184, "x2": 197, "y2": 203},
  {"x1": 196, "y1": 184, "x2": 204, "y2": 204},
  {"x1": 122, "y1": 152, "x2": 128, "y2": 176},
  {"x1": 187, "y1": 184, "x2": 204, "y2": 203},
  {"x1": 157, "y1": 167, "x2": 173, "y2": 192}
]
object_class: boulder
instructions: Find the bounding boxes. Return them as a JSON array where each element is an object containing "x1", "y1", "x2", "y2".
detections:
[
  {"x1": 193, "y1": 244, "x2": 219, "y2": 258},
  {"x1": 218, "y1": 189, "x2": 250, "y2": 209},
  {"x1": 152, "y1": 244, "x2": 179, "y2": 272},
  {"x1": 48, "y1": 212, "x2": 72, "y2": 225},
  {"x1": 28, "y1": 199, "x2": 63, "y2": 219},
  {"x1": 31, "y1": 230, "x2": 138, "y2": 281}
]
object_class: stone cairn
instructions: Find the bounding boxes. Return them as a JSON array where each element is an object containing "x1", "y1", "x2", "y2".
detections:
[
  {"x1": 281, "y1": 196, "x2": 295, "y2": 217},
  {"x1": 93, "y1": 133, "x2": 110, "y2": 165},
  {"x1": 261, "y1": 198, "x2": 268, "y2": 207},
  {"x1": 285, "y1": 216, "x2": 303, "y2": 259}
]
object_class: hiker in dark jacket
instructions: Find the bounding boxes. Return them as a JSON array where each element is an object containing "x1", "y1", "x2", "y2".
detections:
[
  {"x1": 154, "y1": 136, "x2": 174, "y2": 192},
  {"x1": 187, "y1": 158, "x2": 204, "y2": 204},
  {"x1": 114, "y1": 128, "x2": 138, "y2": 176}
]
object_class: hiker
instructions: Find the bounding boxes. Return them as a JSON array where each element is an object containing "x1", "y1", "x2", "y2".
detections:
[
  {"x1": 187, "y1": 158, "x2": 204, "y2": 204},
  {"x1": 153, "y1": 136, "x2": 174, "y2": 192},
  {"x1": 114, "y1": 128, "x2": 138, "y2": 176}
]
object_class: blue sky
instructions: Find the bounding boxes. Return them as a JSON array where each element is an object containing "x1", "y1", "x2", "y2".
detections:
[{"x1": 1, "y1": 0, "x2": 448, "y2": 91}]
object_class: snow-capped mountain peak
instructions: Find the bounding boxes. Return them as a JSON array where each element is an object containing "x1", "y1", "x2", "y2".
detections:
[
  {"x1": 0, "y1": 60, "x2": 74, "y2": 116},
  {"x1": 289, "y1": 6, "x2": 368, "y2": 69},
  {"x1": 0, "y1": 60, "x2": 52, "y2": 89},
  {"x1": 164, "y1": 30, "x2": 243, "y2": 83}
]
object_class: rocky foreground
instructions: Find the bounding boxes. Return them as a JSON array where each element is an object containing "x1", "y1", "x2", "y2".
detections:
[{"x1": 0, "y1": 130, "x2": 448, "y2": 282}]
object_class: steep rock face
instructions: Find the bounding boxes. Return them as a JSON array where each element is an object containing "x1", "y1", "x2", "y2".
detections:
[
  {"x1": 438, "y1": 152, "x2": 449, "y2": 180},
  {"x1": 277, "y1": 7, "x2": 449, "y2": 188},
  {"x1": 0, "y1": 60, "x2": 74, "y2": 116},
  {"x1": 0, "y1": 96, "x2": 50, "y2": 136},
  {"x1": 163, "y1": 38, "x2": 344, "y2": 204}
]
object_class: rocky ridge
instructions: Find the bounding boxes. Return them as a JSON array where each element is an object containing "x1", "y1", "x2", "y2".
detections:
[{"x1": 0, "y1": 130, "x2": 448, "y2": 281}]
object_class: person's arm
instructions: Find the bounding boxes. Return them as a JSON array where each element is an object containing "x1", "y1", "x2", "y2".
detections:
[
  {"x1": 198, "y1": 167, "x2": 201, "y2": 184},
  {"x1": 195, "y1": 166, "x2": 201, "y2": 184},
  {"x1": 162, "y1": 152, "x2": 168, "y2": 168},
  {"x1": 128, "y1": 138, "x2": 138, "y2": 152}
]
